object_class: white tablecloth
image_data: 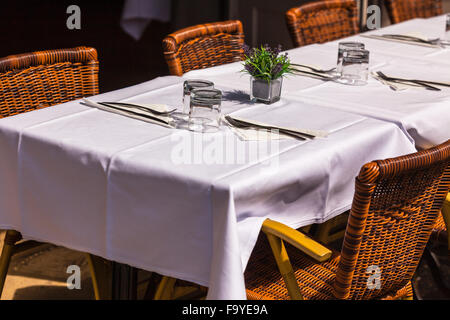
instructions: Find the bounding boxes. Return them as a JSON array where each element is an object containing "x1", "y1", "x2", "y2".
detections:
[{"x1": 1, "y1": 15, "x2": 448, "y2": 300}]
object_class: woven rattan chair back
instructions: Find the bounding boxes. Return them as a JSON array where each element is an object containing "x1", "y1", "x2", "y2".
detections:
[
  {"x1": 285, "y1": 0, "x2": 359, "y2": 47},
  {"x1": 0, "y1": 47, "x2": 99, "y2": 118},
  {"x1": 334, "y1": 139, "x2": 450, "y2": 299},
  {"x1": 384, "y1": 0, "x2": 443, "y2": 24},
  {"x1": 162, "y1": 20, "x2": 244, "y2": 76}
]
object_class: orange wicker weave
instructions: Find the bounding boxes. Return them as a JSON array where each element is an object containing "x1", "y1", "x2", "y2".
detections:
[
  {"x1": 384, "y1": 0, "x2": 443, "y2": 24},
  {"x1": 245, "y1": 139, "x2": 450, "y2": 299},
  {"x1": 285, "y1": 0, "x2": 359, "y2": 48},
  {"x1": 162, "y1": 20, "x2": 244, "y2": 76},
  {"x1": 0, "y1": 46, "x2": 99, "y2": 118}
]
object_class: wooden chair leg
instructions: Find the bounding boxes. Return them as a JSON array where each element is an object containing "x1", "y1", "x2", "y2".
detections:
[
  {"x1": 0, "y1": 230, "x2": 22, "y2": 297},
  {"x1": 265, "y1": 233, "x2": 303, "y2": 300},
  {"x1": 154, "y1": 276, "x2": 177, "y2": 300},
  {"x1": 85, "y1": 253, "x2": 113, "y2": 300}
]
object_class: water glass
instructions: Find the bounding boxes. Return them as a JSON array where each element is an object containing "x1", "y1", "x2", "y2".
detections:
[
  {"x1": 338, "y1": 49, "x2": 370, "y2": 86},
  {"x1": 445, "y1": 13, "x2": 450, "y2": 41},
  {"x1": 337, "y1": 42, "x2": 365, "y2": 75},
  {"x1": 189, "y1": 88, "x2": 222, "y2": 133},
  {"x1": 183, "y1": 80, "x2": 214, "y2": 114}
]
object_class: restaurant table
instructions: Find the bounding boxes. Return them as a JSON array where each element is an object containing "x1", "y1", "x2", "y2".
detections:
[
  {"x1": 0, "y1": 79, "x2": 414, "y2": 299},
  {"x1": 0, "y1": 16, "x2": 448, "y2": 300}
]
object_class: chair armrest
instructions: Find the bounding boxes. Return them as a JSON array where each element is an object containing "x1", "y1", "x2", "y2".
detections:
[{"x1": 261, "y1": 219, "x2": 332, "y2": 262}]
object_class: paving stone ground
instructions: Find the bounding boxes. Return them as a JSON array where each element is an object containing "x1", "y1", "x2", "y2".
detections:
[{"x1": 0, "y1": 230, "x2": 449, "y2": 300}]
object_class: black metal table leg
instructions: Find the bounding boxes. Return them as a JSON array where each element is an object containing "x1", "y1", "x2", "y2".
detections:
[{"x1": 111, "y1": 261, "x2": 138, "y2": 300}]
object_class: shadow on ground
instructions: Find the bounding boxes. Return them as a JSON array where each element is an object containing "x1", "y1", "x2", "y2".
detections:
[{"x1": 12, "y1": 278, "x2": 94, "y2": 300}]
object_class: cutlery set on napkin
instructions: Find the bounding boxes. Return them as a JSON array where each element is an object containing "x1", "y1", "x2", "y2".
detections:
[
  {"x1": 81, "y1": 98, "x2": 176, "y2": 128},
  {"x1": 357, "y1": 32, "x2": 450, "y2": 91},
  {"x1": 361, "y1": 33, "x2": 450, "y2": 48},
  {"x1": 290, "y1": 64, "x2": 449, "y2": 92},
  {"x1": 222, "y1": 115, "x2": 328, "y2": 141},
  {"x1": 371, "y1": 71, "x2": 450, "y2": 91},
  {"x1": 81, "y1": 98, "x2": 326, "y2": 141}
]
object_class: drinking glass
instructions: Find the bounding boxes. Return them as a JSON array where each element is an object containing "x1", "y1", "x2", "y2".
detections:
[
  {"x1": 336, "y1": 49, "x2": 370, "y2": 86},
  {"x1": 445, "y1": 13, "x2": 450, "y2": 41},
  {"x1": 336, "y1": 42, "x2": 365, "y2": 75},
  {"x1": 188, "y1": 88, "x2": 222, "y2": 133},
  {"x1": 183, "y1": 80, "x2": 214, "y2": 114}
]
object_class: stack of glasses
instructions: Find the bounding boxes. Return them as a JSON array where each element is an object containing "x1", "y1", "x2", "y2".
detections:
[
  {"x1": 179, "y1": 79, "x2": 222, "y2": 133},
  {"x1": 335, "y1": 42, "x2": 370, "y2": 86}
]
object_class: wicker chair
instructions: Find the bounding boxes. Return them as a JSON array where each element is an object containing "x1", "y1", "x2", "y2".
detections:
[
  {"x1": 245, "y1": 139, "x2": 450, "y2": 300},
  {"x1": 0, "y1": 47, "x2": 104, "y2": 299},
  {"x1": 162, "y1": 20, "x2": 244, "y2": 76},
  {"x1": 384, "y1": 0, "x2": 443, "y2": 24},
  {"x1": 0, "y1": 47, "x2": 99, "y2": 118},
  {"x1": 285, "y1": 0, "x2": 359, "y2": 48}
]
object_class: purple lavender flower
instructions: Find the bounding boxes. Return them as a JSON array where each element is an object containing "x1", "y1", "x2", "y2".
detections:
[
  {"x1": 245, "y1": 63, "x2": 255, "y2": 75},
  {"x1": 271, "y1": 63, "x2": 282, "y2": 76},
  {"x1": 243, "y1": 44, "x2": 250, "y2": 56},
  {"x1": 243, "y1": 44, "x2": 255, "y2": 57},
  {"x1": 264, "y1": 44, "x2": 276, "y2": 57},
  {"x1": 272, "y1": 44, "x2": 282, "y2": 57}
]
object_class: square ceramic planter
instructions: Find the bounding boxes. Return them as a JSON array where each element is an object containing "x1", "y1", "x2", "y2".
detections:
[{"x1": 250, "y1": 77, "x2": 283, "y2": 104}]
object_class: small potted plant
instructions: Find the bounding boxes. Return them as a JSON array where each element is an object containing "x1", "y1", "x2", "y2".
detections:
[{"x1": 242, "y1": 44, "x2": 292, "y2": 104}]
